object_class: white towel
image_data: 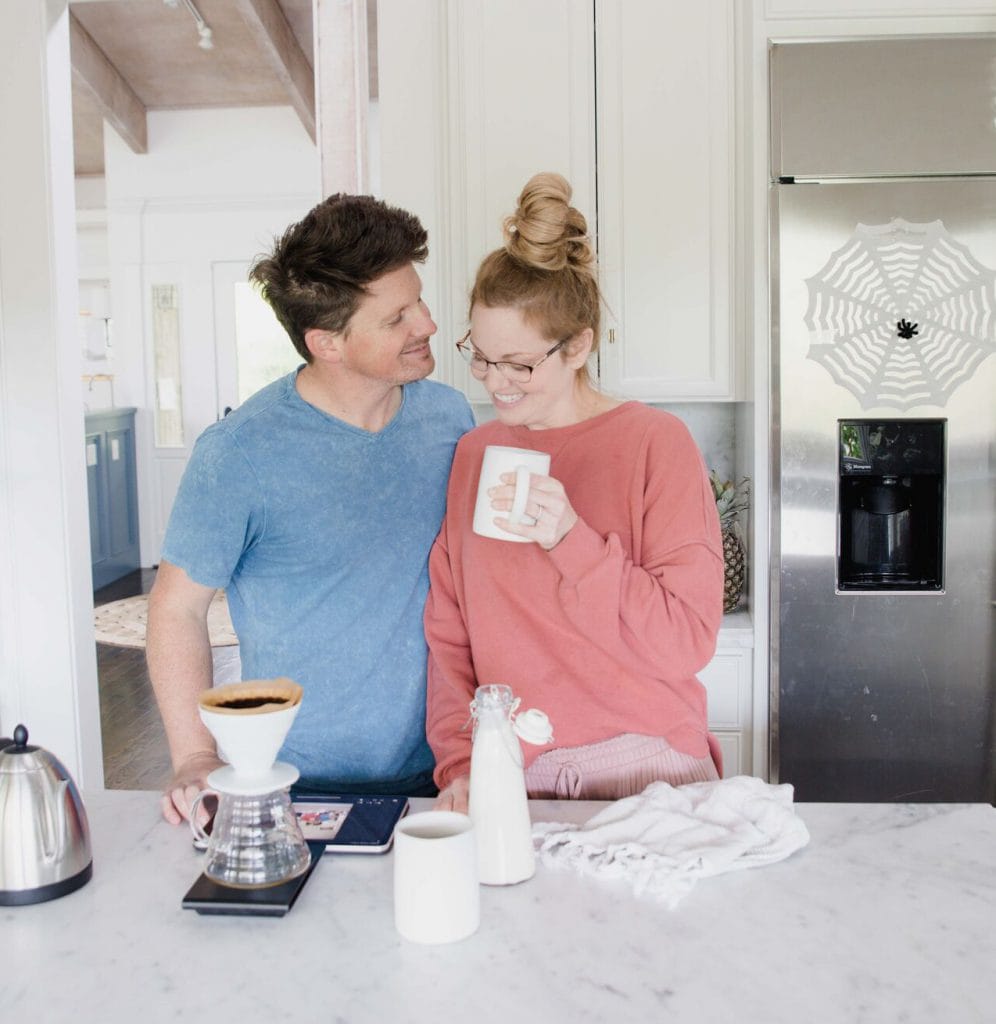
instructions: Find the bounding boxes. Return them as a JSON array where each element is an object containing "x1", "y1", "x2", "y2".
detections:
[{"x1": 532, "y1": 775, "x2": 810, "y2": 907}]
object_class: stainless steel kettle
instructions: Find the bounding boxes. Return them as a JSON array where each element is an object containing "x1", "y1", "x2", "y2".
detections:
[{"x1": 0, "y1": 724, "x2": 93, "y2": 905}]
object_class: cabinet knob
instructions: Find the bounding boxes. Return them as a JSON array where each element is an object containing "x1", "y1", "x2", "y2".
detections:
[{"x1": 608, "y1": 328, "x2": 616, "y2": 345}]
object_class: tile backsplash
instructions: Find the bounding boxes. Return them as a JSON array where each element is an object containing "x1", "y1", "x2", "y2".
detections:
[{"x1": 652, "y1": 403, "x2": 736, "y2": 481}]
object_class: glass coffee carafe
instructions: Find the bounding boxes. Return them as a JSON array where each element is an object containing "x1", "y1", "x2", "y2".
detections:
[
  {"x1": 190, "y1": 784, "x2": 310, "y2": 889},
  {"x1": 189, "y1": 679, "x2": 311, "y2": 889}
]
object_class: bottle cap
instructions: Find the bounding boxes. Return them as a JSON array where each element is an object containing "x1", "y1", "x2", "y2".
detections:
[{"x1": 513, "y1": 708, "x2": 553, "y2": 745}]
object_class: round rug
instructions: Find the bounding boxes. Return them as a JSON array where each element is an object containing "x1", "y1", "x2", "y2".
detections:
[{"x1": 94, "y1": 592, "x2": 238, "y2": 649}]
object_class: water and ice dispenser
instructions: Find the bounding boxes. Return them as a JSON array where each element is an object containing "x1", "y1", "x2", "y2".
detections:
[{"x1": 837, "y1": 420, "x2": 945, "y2": 592}]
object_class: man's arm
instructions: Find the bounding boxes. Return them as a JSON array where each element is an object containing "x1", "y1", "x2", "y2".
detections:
[{"x1": 146, "y1": 559, "x2": 224, "y2": 824}]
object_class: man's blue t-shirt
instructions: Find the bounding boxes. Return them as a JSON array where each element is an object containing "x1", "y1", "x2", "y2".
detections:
[{"x1": 161, "y1": 371, "x2": 474, "y2": 792}]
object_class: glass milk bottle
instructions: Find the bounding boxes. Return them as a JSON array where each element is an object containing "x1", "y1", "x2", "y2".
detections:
[{"x1": 468, "y1": 684, "x2": 553, "y2": 885}]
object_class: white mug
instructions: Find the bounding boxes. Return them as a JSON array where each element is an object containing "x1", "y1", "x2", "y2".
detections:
[
  {"x1": 472, "y1": 445, "x2": 551, "y2": 542},
  {"x1": 393, "y1": 811, "x2": 479, "y2": 945}
]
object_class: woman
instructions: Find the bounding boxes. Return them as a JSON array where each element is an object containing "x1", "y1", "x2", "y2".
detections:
[{"x1": 425, "y1": 172, "x2": 724, "y2": 812}]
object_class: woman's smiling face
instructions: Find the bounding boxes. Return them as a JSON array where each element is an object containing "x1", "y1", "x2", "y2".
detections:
[{"x1": 468, "y1": 304, "x2": 589, "y2": 430}]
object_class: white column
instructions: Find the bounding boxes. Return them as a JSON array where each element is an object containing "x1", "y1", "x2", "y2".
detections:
[
  {"x1": 314, "y1": 0, "x2": 370, "y2": 195},
  {"x1": 0, "y1": 0, "x2": 103, "y2": 788}
]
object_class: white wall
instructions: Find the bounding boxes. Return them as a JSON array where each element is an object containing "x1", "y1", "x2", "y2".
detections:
[
  {"x1": 0, "y1": 0, "x2": 102, "y2": 787},
  {"x1": 102, "y1": 107, "x2": 321, "y2": 564}
]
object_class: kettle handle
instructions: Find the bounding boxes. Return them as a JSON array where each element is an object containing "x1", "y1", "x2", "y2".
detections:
[
  {"x1": 39, "y1": 779, "x2": 70, "y2": 863},
  {"x1": 54, "y1": 779, "x2": 70, "y2": 858}
]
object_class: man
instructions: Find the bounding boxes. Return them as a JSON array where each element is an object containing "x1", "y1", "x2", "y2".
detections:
[{"x1": 147, "y1": 194, "x2": 474, "y2": 824}]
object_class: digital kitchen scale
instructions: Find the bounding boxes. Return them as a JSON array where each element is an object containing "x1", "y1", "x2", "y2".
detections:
[{"x1": 182, "y1": 841, "x2": 324, "y2": 917}]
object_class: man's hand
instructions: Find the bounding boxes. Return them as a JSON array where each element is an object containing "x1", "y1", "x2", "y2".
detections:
[
  {"x1": 161, "y1": 750, "x2": 225, "y2": 825},
  {"x1": 434, "y1": 775, "x2": 470, "y2": 814}
]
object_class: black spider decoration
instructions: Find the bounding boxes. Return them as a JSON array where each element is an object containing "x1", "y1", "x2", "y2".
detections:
[{"x1": 896, "y1": 318, "x2": 919, "y2": 340}]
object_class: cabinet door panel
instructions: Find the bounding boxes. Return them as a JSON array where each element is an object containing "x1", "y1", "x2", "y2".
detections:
[
  {"x1": 700, "y1": 653, "x2": 744, "y2": 729},
  {"x1": 105, "y1": 426, "x2": 136, "y2": 557},
  {"x1": 715, "y1": 731, "x2": 742, "y2": 778},
  {"x1": 703, "y1": 643, "x2": 753, "y2": 777},
  {"x1": 595, "y1": 0, "x2": 734, "y2": 399},
  {"x1": 86, "y1": 433, "x2": 106, "y2": 564},
  {"x1": 440, "y1": 0, "x2": 595, "y2": 398},
  {"x1": 85, "y1": 411, "x2": 141, "y2": 590}
]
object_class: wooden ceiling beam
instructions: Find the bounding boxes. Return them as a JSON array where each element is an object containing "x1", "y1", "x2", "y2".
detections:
[
  {"x1": 69, "y1": 12, "x2": 148, "y2": 154},
  {"x1": 237, "y1": 0, "x2": 316, "y2": 143}
]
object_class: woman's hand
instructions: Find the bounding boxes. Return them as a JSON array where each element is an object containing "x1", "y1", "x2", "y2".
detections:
[
  {"x1": 490, "y1": 472, "x2": 578, "y2": 550},
  {"x1": 434, "y1": 775, "x2": 470, "y2": 814},
  {"x1": 161, "y1": 750, "x2": 225, "y2": 825}
]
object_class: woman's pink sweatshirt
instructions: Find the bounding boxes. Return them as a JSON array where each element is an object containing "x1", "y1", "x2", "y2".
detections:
[{"x1": 424, "y1": 402, "x2": 724, "y2": 790}]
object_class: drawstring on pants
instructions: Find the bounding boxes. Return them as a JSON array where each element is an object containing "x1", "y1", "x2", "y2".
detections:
[{"x1": 554, "y1": 762, "x2": 583, "y2": 799}]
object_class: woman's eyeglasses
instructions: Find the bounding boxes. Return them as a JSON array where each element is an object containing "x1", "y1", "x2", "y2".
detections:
[{"x1": 455, "y1": 332, "x2": 569, "y2": 384}]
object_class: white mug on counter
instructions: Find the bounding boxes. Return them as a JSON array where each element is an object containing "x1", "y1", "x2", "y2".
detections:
[
  {"x1": 393, "y1": 811, "x2": 479, "y2": 944},
  {"x1": 472, "y1": 445, "x2": 551, "y2": 542}
]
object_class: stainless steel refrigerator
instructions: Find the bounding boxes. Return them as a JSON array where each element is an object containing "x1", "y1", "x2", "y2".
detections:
[{"x1": 770, "y1": 37, "x2": 996, "y2": 801}]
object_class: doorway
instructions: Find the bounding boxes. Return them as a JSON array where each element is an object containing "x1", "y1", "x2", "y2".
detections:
[{"x1": 211, "y1": 260, "x2": 302, "y2": 418}]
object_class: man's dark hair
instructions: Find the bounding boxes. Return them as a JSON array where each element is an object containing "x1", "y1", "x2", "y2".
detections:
[{"x1": 249, "y1": 193, "x2": 429, "y2": 361}]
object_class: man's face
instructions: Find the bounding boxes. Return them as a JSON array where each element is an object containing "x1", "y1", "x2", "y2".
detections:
[{"x1": 338, "y1": 263, "x2": 436, "y2": 385}]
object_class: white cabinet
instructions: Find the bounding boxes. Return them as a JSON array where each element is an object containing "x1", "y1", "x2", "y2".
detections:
[
  {"x1": 595, "y1": 0, "x2": 737, "y2": 400},
  {"x1": 442, "y1": 0, "x2": 596, "y2": 401},
  {"x1": 377, "y1": 0, "x2": 595, "y2": 396},
  {"x1": 377, "y1": 0, "x2": 737, "y2": 403},
  {"x1": 714, "y1": 732, "x2": 743, "y2": 780},
  {"x1": 701, "y1": 614, "x2": 754, "y2": 776}
]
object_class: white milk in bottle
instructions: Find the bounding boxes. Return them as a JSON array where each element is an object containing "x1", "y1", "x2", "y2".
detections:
[{"x1": 468, "y1": 684, "x2": 553, "y2": 885}]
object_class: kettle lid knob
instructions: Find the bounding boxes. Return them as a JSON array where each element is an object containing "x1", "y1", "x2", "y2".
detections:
[{"x1": 4, "y1": 724, "x2": 38, "y2": 754}]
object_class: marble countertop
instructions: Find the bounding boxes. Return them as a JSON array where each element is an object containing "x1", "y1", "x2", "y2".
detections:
[{"x1": 2, "y1": 791, "x2": 993, "y2": 1023}]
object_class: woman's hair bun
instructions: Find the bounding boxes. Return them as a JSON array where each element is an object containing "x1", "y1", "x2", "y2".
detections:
[{"x1": 502, "y1": 172, "x2": 594, "y2": 273}]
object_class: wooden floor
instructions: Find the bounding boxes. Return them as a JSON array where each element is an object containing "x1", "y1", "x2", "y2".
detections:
[{"x1": 95, "y1": 569, "x2": 173, "y2": 791}]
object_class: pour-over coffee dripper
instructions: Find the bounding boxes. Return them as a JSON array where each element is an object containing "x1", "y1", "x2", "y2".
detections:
[
  {"x1": 190, "y1": 679, "x2": 311, "y2": 889},
  {"x1": 198, "y1": 678, "x2": 303, "y2": 791}
]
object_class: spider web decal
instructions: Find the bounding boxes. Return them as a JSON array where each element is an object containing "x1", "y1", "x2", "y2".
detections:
[{"x1": 804, "y1": 219, "x2": 996, "y2": 409}]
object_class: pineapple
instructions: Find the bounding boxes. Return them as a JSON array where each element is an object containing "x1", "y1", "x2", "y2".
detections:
[{"x1": 709, "y1": 471, "x2": 750, "y2": 613}]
